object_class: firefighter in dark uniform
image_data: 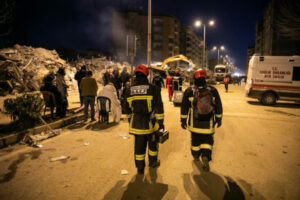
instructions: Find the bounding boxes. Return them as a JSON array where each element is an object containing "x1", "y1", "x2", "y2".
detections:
[
  {"x1": 152, "y1": 72, "x2": 164, "y2": 93},
  {"x1": 180, "y1": 69, "x2": 222, "y2": 171},
  {"x1": 124, "y1": 64, "x2": 164, "y2": 174},
  {"x1": 171, "y1": 69, "x2": 183, "y2": 91}
]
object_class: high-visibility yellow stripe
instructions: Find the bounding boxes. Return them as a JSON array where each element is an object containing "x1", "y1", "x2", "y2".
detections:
[
  {"x1": 127, "y1": 96, "x2": 153, "y2": 112},
  {"x1": 191, "y1": 145, "x2": 201, "y2": 151},
  {"x1": 155, "y1": 113, "x2": 164, "y2": 120},
  {"x1": 200, "y1": 144, "x2": 212, "y2": 150},
  {"x1": 135, "y1": 154, "x2": 145, "y2": 158},
  {"x1": 188, "y1": 127, "x2": 214, "y2": 134},
  {"x1": 127, "y1": 96, "x2": 153, "y2": 101},
  {"x1": 189, "y1": 97, "x2": 194, "y2": 127},
  {"x1": 216, "y1": 114, "x2": 222, "y2": 118},
  {"x1": 127, "y1": 99, "x2": 133, "y2": 109},
  {"x1": 135, "y1": 154, "x2": 145, "y2": 161},
  {"x1": 149, "y1": 150, "x2": 158, "y2": 156},
  {"x1": 147, "y1": 99, "x2": 152, "y2": 112},
  {"x1": 188, "y1": 118, "x2": 214, "y2": 134},
  {"x1": 124, "y1": 114, "x2": 132, "y2": 118},
  {"x1": 129, "y1": 122, "x2": 159, "y2": 135},
  {"x1": 181, "y1": 115, "x2": 188, "y2": 119}
]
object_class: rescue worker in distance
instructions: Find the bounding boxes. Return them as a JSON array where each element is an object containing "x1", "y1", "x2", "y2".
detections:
[
  {"x1": 124, "y1": 64, "x2": 164, "y2": 175},
  {"x1": 180, "y1": 69, "x2": 222, "y2": 171},
  {"x1": 172, "y1": 69, "x2": 183, "y2": 91}
]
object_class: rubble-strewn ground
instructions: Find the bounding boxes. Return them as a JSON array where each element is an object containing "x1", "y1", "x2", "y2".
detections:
[{"x1": 0, "y1": 85, "x2": 299, "y2": 200}]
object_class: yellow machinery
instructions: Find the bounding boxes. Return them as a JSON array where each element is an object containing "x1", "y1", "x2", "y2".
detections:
[{"x1": 150, "y1": 55, "x2": 194, "y2": 75}]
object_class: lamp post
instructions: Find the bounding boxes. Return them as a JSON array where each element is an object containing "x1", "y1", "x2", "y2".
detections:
[
  {"x1": 147, "y1": 0, "x2": 151, "y2": 69},
  {"x1": 213, "y1": 45, "x2": 225, "y2": 64},
  {"x1": 194, "y1": 20, "x2": 214, "y2": 69}
]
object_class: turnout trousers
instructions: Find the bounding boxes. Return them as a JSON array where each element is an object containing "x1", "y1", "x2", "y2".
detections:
[
  {"x1": 224, "y1": 83, "x2": 229, "y2": 92},
  {"x1": 134, "y1": 134, "x2": 158, "y2": 170},
  {"x1": 191, "y1": 132, "x2": 214, "y2": 161}
]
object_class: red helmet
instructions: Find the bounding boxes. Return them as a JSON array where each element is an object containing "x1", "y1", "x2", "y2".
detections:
[
  {"x1": 194, "y1": 69, "x2": 207, "y2": 79},
  {"x1": 134, "y1": 64, "x2": 149, "y2": 76}
]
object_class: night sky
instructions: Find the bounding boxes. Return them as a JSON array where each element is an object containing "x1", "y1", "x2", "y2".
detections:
[{"x1": 14, "y1": 0, "x2": 269, "y2": 71}]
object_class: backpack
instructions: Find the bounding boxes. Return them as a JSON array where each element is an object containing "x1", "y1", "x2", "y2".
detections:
[{"x1": 193, "y1": 86, "x2": 214, "y2": 120}]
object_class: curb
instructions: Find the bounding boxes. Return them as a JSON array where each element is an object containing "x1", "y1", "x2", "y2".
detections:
[{"x1": 0, "y1": 113, "x2": 85, "y2": 149}]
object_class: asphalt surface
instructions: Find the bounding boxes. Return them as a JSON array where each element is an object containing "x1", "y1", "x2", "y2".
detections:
[{"x1": 0, "y1": 84, "x2": 300, "y2": 200}]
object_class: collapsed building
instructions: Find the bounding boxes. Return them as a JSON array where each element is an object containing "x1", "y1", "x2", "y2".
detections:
[{"x1": 0, "y1": 45, "x2": 131, "y2": 96}]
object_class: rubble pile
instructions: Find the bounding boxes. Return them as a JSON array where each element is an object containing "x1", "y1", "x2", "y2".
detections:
[
  {"x1": 0, "y1": 44, "x2": 77, "y2": 95},
  {"x1": 0, "y1": 44, "x2": 132, "y2": 96},
  {"x1": 72, "y1": 57, "x2": 131, "y2": 85}
]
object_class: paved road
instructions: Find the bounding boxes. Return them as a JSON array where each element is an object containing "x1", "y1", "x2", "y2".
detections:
[{"x1": 0, "y1": 84, "x2": 300, "y2": 200}]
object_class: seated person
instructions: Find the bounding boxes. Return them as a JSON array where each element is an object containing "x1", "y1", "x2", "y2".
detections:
[
  {"x1": 40, "y1": 75, "x2": 62, "y2": 116},
  {"x1": 98, "y1": 79, "x2": 121, "y2": 123}
]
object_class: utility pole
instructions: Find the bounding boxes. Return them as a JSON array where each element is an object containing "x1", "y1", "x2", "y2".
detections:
[
  {"x1": 127, "y1": 34, "x2": 137, "y2": 84},
  {"x1": 147, "y1": 0, "x2": 152, "y2": 81},
  {"x1": 203, "y1": 24, "x2": 206, "y2": 69}
]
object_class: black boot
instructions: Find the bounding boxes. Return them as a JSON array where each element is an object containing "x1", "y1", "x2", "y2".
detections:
[
  {"x1": 193, "y1": 156, "x2": 200, "y2": 161},
  {"x1": 149, "y1": 160, "x2": 160, "y2": 168},
  {"x1": 137, "y1": 168, "x2": 144, "y2": 174},
  {"x1": 202, "y1": 156, "x2": 210, "y2": 172}
]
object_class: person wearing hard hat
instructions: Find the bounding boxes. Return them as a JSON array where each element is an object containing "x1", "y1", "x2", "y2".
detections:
[
  {"x1": 180, "y1": 69, "x2": 223, "y2": 171},
  {"x1": 171, "y1": 69, "x2": 183, "y2": 92},
  {"x1": 123, "y1": 64, "x2": 164, "y2": 175}
]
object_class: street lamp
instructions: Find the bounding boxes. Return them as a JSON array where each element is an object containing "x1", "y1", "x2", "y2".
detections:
[
  {"x1": 213, "y1": 45, "x2": 225, "y2": 64},
  {"x1": 194, "y1": 19, "x2": 215, "y2": 69}
]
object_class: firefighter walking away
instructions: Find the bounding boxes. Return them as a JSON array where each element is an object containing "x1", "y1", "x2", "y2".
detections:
[
  {"x1": 124, "y1": 64, "x2": 164, "y2": 175},
  {"x1": 180, "y1": 69, "x2": 222, "y2": 171}
]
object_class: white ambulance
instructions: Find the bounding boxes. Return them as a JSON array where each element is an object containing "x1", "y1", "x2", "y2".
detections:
[{"x1": 245, "y1": 55, "x2": 300, "y2": 105}]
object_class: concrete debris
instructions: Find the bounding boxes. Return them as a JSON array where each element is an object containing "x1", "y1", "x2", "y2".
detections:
[
  {"x1": 0, "y1": 45, "x2": 76, "y2": 95},
  {"x1": 23, "y1": 129, "x2": 62, "y2": 146},
  {"x1": 49, "y1": 155, "x2": 70, "y2": 162},
  {"x1": 0, "y1": 45, "x2": 131, "y2": 96},
  {"x1": 123, "y1": 136, "x2": 129, "y2": 140},
  {"x1": 121, "y1": 170, "x2": 129, "y2": 175}
]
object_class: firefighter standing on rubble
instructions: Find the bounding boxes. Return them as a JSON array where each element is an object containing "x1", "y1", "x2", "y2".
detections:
[
  {"x1": 124, "y1": 64, "x2": 164, "y2": 175},
  {"x1": 180, "y1": 69, "x2": 222, "y2": 171}
]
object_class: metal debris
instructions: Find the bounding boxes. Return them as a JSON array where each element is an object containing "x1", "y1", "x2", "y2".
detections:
[{"x1": 49, "y1": 156, "x2": 70, "y2": 162}]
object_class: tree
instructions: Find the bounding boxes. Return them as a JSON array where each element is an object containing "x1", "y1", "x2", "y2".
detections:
[{"x1": 277, "y1": 0, "x2": 300, "y2": 40}]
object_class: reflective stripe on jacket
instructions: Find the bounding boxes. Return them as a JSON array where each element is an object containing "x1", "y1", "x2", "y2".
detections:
[
  {"x1": 172, "y1": 76, "x2": 183, "y2": 91},
  {"x1": 180, "y1": 85, "x2": 223, "y2": 134},
  {"x1": 124, "y1": 82, "x2": 164, "y2": 135}
]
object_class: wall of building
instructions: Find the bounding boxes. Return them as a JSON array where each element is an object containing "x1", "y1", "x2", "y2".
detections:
[
  {"x1": 112, "y1": 10, "x2": 207, "y2": 68},
  {"x1": 255, "y1": 0, "x2": 300, "y2": 56}
]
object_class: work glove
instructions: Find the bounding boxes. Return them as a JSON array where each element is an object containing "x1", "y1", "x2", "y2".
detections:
[
  {"x1": 181, "y1": 119, "x2": 187, "y2": 129},
  {"x1": 216, "y1": 118, "x2": 222, "y2": 128}
]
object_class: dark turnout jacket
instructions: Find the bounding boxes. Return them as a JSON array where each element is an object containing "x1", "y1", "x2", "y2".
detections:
[
  {"x1": 172, "y1": 76, "x2": 183, "y2": 91},
  {"x1": 181, "y1": 85, "x2": 222, "y2": 134},
  {"x1": 124, "y1": 77, "x2": 164, "y2": 135}
]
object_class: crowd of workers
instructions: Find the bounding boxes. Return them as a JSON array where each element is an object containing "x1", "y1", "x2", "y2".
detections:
[{"x1": 40, "y1": 64, "x2": 224, "y2": 174}]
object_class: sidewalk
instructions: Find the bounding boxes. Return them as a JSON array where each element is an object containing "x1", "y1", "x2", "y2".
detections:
[{"x1": 0, "y1": 92, "x2": 84, "y2": 148}]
